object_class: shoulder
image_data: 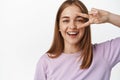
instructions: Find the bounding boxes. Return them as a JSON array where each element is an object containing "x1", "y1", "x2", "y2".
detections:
[
  {"x1": 93, "y1": 37, "x2": 120, "y2": 50},
  {"x1": 38, "y1": 53, "x2": 48, "y2": 61},
  {"x1": 92, "y1": 37, "x2": 120, "y2": 58},
  {"x1": 92, "y1": 37, "x2": 120, "y2": 66},
  {"x1": 37, "y1": 53, "x2": 56, "y2": 63},
  {"x1": 37, "y1": 53, "x2": 50, "y2": 66}
]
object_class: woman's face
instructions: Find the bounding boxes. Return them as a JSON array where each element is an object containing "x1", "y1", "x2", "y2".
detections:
[{"x1": 59, "y1": 5, "x2": 85, "y2": 46}]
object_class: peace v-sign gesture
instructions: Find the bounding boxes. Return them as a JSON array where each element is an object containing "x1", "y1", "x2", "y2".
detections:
[{"x1": 78, "y1": 8, "x2": 120, "y2": 28}]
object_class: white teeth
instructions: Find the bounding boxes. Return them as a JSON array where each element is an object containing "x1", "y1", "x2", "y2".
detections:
[{"x1": 67, "y1": 31, "x2": 78, "y2": 35}]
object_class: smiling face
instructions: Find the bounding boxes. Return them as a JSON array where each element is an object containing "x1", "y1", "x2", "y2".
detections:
[{"x1": 59, "y1": 5, "x2": 85, "y2": 46}]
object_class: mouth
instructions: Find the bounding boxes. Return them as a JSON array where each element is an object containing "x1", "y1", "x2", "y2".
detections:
[{"x1": 67, "y1": 31, "x2": 79, "y2": 37}]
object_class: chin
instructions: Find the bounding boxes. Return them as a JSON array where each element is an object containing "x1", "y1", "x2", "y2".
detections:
[{"x1": 67, "y1": 40, "x2": 80, "y2": 45}]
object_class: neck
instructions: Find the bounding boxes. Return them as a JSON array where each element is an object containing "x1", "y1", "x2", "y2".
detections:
[{"x1": 64, "y1": 44, "x2": 81, "y2": 54}]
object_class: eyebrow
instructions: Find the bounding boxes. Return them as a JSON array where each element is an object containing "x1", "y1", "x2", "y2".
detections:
[
  {"x1": 76, "y1": 16, "x2": 84, "y2": 19},
  {"x1": 61, "y1": 16, "x2": 85, "y2": 19},
  {"x1": 61, "y1": 16, "x2": 69, "y2": 19}
]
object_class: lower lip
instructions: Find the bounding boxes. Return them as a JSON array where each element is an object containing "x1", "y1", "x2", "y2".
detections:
[{"x1": 68, "y1": 34, "x2": 78, "y2": 38}]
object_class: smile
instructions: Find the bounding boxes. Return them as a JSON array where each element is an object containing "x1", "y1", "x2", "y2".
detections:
[{"x1": 67, "y1": 31, "x2": 79, "y2": 37}]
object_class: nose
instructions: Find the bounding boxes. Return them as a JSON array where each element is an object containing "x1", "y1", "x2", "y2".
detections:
[{"x1": 69, "y1": 21, "x2": 77, "y2": 29}]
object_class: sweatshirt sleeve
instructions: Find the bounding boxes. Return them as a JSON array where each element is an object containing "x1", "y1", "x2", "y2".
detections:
[
  {"x1": 95, "y1": 37, "x2": 120, "y2": 67},
  {"x1": 34, "y1": 54, "x2": 47, "y2": 80}
]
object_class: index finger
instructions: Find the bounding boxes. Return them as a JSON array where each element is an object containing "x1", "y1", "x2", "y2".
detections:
[{"x1": 77, "y1": 13, "x2": 89, "y2": 19}]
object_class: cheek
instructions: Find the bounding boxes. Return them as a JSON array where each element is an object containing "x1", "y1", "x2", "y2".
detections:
[
  {"x1": 59, "y1": 28, "x2": 66, "y2": 36},
  {"x1": 59, "y1": 23, "x2": 67, "y2": 32},
  {"x1": 59, "y1": 24, "x2": 65, "y2": 34},
  {"x1": 59, "y1": 25, "x2": 68, "y2": 39}
]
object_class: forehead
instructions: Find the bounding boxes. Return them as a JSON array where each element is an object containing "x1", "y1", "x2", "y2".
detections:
[{"x1": 61, "y1": 5, "x2": 82, "y2": 18}]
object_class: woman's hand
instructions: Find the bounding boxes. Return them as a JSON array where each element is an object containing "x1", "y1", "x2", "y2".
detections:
[
  {"x1": 78, "y1": 8, "x2": 110, "y2": 28},
  {"x1": 88, "y1": 8, "x2": 109, "y2": 24},
  {"x1": 79, "y1": 8, "x2": 120, "y2": 28}
]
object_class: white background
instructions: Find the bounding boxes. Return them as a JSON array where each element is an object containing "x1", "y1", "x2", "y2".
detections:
[{"x1": 0, "y1": 0, "x2": 120, "y2": 80}]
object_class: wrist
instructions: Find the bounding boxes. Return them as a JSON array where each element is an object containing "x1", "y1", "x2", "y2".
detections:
[{"x1": 107, "y1": 11, "x2": 112, "y2": 23}]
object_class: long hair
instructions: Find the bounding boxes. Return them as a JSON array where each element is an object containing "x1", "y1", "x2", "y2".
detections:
[{"x1": 47, "y1": 0, "x2": 93, "y2": 69}]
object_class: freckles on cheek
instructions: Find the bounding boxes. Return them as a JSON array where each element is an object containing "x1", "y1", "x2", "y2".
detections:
[{"x1": 59, "y1": 25, "x2": 66, "y2": 31}]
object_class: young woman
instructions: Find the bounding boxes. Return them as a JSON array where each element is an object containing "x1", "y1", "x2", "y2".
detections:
[{"x1": 34, "y1": 0, "x2": 120, "y2": 80}]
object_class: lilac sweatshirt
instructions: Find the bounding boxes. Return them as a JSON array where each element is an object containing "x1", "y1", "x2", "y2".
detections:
[{"x1": 34, "y1": 37, "x2": 120, "y2": 80}]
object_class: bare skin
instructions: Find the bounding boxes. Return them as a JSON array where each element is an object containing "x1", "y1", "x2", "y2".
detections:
[
  {"x1": 79, "y1": 8, "x2": 120, "y2": 28},
  {"x1": 59, "y1": 5, "x2": 120, "y2": 54}
]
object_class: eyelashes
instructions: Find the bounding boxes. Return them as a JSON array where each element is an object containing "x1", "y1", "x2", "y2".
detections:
[
  {"x1": 62, "y1": 20, "x2": 69, "y2": 23},
  {"x1": 62, "y1": 19, "x2": 85, "y2": 23}
]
